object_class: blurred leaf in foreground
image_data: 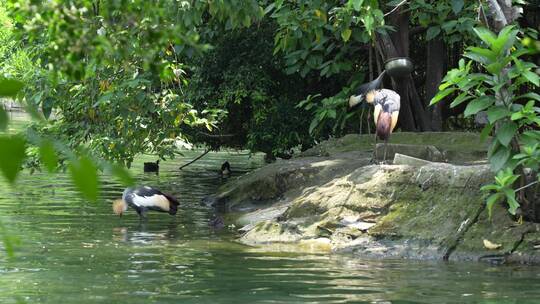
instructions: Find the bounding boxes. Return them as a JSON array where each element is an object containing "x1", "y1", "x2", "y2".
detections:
[{"x1": 0, "y1": 135, "x2": 26, "y2": 183}]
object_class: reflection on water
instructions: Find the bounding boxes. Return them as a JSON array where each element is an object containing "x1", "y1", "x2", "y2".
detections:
[{"x1": 1, "y1": 150, "x2": 540, "y2": 303}]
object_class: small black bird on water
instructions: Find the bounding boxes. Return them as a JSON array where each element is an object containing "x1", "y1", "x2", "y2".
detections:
[
  {"x1": 349, "y1": 71, "x2": 401, "y2": 162},
  {"x1": 113, "y1": 186, "x2": 179, "y2": 219},
  {"x1": 143, "y1": 160, "x2": 159, "y2": 173},
  {"x1": 220, "y1": 161, "x2": 231, "y2": 177}
]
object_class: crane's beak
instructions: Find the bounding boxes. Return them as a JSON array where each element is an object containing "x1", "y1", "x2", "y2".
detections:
[{"x1": 349, "y1": 95, "x2": 364, "y2": 108}]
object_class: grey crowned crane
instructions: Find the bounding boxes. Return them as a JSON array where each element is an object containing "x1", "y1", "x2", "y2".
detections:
[
  {"x1": 349, "y1": 71, "x2": 401, "y2": 162},
  {"x1": 113, "y1": 186, "x2": 179, "y2": 219}
]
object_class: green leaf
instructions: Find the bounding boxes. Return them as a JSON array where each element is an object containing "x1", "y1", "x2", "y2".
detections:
[
  {"x1": 263, "y1": 3, "x2": 275, "y2": 15},
  {"x1": 426, "y1": 26, "x2": 441, "y2": 41},
  {"x1": 451, "y1": 0, "x2": 464, "y2": 14},
  {"x1": 69, "y1": 156, "x2": 99, "y2": 202},
  {"x1": 516, "y1": 92, "x2": 540, "y2": 102},
  {"x1": 39, "y1": 140, "x2": 58, "y2": 173},
  {"x1": 496, "y1": 121, "x2": 518, "y2": 147},
  {"x1": 502, "y1": 187, "x2": 519, "y2": 215},
  {"x1": 473, "y1": 27, "x2": 496, "y2": 46},
  {"x1": 467, "y1": 47, "x2": 497, "y2": 63},
  {"x1": 341, "y1": 28, "x2": 352, "y2": 42},
  {"x1": 486, "y1": 106, "x2": 510, "y2": 124},
  {"x1": 510, "y1": 111, "x2": 524, "y2": 121},
  {"x1": 351, "y1": 0, "x2": 364, "y2": 11},
  {"x1": 492, "y1": 26, "x2": 518, "y2": 55},
  {"x1": 110, "y1": 163, "x2": 134, "y2": 186},
  {"x1": 0, "y1": 106, "x2": 7, "y2": 131},
  {"x1": 481, "y1": 184, "x2": 500, "y2": 191},
  {"x1": 41, "y1": 97, "x2": 54, "y2": 120},
  {"x1": 0, "y1": 221, "x2": 19, "y2": 259},
  {"x1": 449, "y1": 92, "x2": 473, "y2": 108},
  {"x1": 308, "y1": 118, "x2": 319, "y2": 135},
  {"x1": 0, "y1": 78, "x2": 24, "y2": 97},
  {"x1": 486, "y1": 193, "x2": 502, "y2": 219},
  {"x1": 489, "y1": 146, "x2": 511, "y2": 172},
  {"x1": 0, "y1": 135, "x2": 26, "y2": 183},
  {"x1": 522, "y1": 70, "x2": 540, "y2": 86},
  {"x1": 464, "y1": 51, "x2": 491, "y2": 65},
  {"x1": 430, "y1": 88, "x2": 455, "y2": 105},
  {"x1": 464, "y1": 96, "x2": 494, "y2": 117},
  {"x1": 480, "y1": 123, "x2": 494, "y2": 142},
  {"x1": 441, "y1": 20, "x2": 458, "y2": 32}
]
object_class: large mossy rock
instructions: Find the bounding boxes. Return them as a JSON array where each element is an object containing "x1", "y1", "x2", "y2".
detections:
[
  {"x1": 239, "y1": 163, "x2": 492, "y2": 260},
  {"x1": 204, "y1": 151, "x2": 372, "y2": 211},
  {"x1": 207, "y1": 132, "x2": 540, "y2": 264},
  {"x1": 300, "y1": 132, "x2": 488, "y2": 163}
]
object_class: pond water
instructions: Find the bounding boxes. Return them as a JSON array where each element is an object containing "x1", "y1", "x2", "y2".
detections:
[{"x1": 1, "y1": 151, "x2": 540, "y2": 304}]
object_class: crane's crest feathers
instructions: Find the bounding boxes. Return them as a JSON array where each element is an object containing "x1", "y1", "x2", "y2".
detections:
[{"x1": 113, "y1": 199, "x2": 128, "y2": 216}]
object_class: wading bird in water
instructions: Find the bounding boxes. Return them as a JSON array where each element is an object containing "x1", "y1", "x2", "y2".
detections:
[
  {"x1": 220, "y1": 161, "x2": 231, "y2": 178},
  {"x1": 349, "y1": 71, "x2": 400, "y2": 162},
  {"x1": 113, "y1": 186, "x2": 179, "y2": 219},
  {"x1": 143, "y1": 160, "x2": 159, "y2": 173}
]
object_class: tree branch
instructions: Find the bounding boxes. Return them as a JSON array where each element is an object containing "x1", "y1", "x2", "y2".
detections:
[
  {"x1": 384, "y1": 0, "x2": 408, "y2": 17},
  {"x1": 487, "y1": 0, "x2": 508, "y2": 28},
  {"x1": 178, "y1": 149, "x2": 210, "y2": 170},
  {"x1": 197, "y1": 131, "x2": 236, "y2": 138},
  {"x1": 515, "y1": 180, "x2": 540, "y2": 193}
]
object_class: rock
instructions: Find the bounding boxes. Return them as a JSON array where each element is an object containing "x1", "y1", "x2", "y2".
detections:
[
  {"x1": 393, "y1": 153, "x2": 433, "y2": 166},
  {"x1": 205, "y1": 151, "x2": 372, "y2": 211},
  {"x1": 449, "y1": 202, "x2": 540, "y2": 264},
  {"x1": 234, "y1": 162, "x2": 493, "y2": 261},
  {"x1": 345, "y1": 221, "x2": 376, "y2": 231},
  {"x1": 205, "y1": 133, "x2": 540, "y2": 264},
  {"x1": 298, "y1": 132, "x2": 488, "y2": 163},
  {"x1": 374, "y1": 143, "x2": 444, "y2": 162}
]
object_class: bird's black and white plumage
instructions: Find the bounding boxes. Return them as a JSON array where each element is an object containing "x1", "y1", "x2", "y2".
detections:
[
  {"x1": 113, "y1": 186, "x2": 179, "y2": 218},
  {"x1": 369, "y1": 89, "x2": 400, "y2": 140},
  {"x1": 349, "y1": 70, "x2": 401, "y2": 161}
]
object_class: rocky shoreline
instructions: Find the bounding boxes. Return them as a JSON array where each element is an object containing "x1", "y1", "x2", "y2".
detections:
[{"x1": 204, "y1": 133, "x2": 540, "y2": 264}]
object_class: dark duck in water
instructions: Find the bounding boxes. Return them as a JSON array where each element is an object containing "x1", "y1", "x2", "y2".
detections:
[
  {"x1": 113, "y1": 186, "x2": 179, "y2": 219},
  {"x1": 143, "y1": 160, "x2": 159, "y2": 173},
  {"x1": 220, "y1": 161, "x2": 231, "y2": 177},
  {"x1": 349, "y1": 71, "x2": 400, "y2": 162}
]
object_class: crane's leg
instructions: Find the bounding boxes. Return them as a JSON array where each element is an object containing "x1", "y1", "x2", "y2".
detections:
[
  {"x1": 383, "y1": 139, "x2": 388, "y2": 164},
  {"x1": 136, "y1": 208, "x2": 148, "y2": 221},
  {"x1": 371, "y1": 132, "x2": 378, "y2": 164}
]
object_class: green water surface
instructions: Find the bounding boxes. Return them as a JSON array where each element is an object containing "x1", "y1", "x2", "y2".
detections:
[{"x1": 1, "y1": 150, "x2": 540, "y2": 304}]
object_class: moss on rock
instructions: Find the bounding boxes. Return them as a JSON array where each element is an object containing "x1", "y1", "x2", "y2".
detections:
[{"x1": 207, "y1": 132, "x2": 540, "y2": 264}]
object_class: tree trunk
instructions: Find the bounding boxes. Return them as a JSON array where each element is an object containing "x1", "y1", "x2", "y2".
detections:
[
  {"x1": 376, "y1": 8, "x2": 431, "y2": 131},
  {"x1": 425, "y1": 37, "x2": 447, "y2": 131}
]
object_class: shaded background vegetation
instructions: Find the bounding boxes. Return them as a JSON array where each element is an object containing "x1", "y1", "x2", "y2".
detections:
[{"x1": 0, "y1": 0, "x2": 538, "y2": 220}]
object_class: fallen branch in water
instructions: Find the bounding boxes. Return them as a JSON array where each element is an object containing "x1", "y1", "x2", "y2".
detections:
[
  {"x1": 197, "y1": 131, "x2": 236, "y2": 138},
  {"x1": 178, "y1": 149, "x2": 210, "y2": 170}
]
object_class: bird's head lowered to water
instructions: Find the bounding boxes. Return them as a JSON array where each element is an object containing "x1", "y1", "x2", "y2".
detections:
[
  {"x1": 113, "y1": 199, "x2": 128, "y2": 217},
  {"x1": 348, "y1": 71, "x2": 386, "y2": 108}
]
